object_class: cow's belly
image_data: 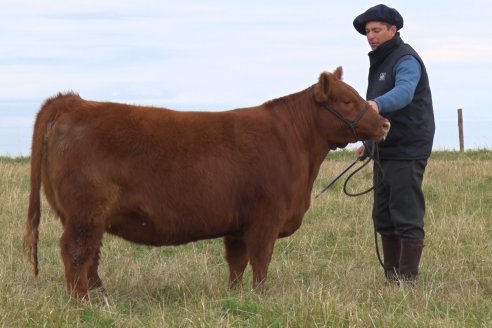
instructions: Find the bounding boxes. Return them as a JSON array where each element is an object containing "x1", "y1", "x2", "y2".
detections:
[
  {"x1": 106, "y1": 213, "x2": 164, "y2": 246},
  {"x1": 105, "y1": 211, "x2": 233, "y2": 246}
]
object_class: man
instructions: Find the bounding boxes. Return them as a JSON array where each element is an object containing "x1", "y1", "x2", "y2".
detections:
[{"x1": 353, "y1": 4, "x2": 435, "y2": 283}]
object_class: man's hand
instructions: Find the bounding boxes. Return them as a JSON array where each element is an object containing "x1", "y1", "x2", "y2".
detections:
[
  {"x1": 356, "y1": 145, "x2": 366, "y2": 161},
  {"x1": 368, "y1": 100, "x2": 379, "y2": 113}
]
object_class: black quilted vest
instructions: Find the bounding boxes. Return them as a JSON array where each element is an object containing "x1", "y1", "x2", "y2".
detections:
[{"x1": 367, "y1": 34, "x2": 435, "y2": 159}]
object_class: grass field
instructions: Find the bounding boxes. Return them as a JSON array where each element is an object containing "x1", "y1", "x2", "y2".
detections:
[{"x1": 1, "y1": 150, "x2": 491, "y2": 327}]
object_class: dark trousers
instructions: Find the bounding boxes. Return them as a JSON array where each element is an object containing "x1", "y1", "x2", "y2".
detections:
[{"x1": 373, "y1": 159, "x2": 428, "y2": 240}]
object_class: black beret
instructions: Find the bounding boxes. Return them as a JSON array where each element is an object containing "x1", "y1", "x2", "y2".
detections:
[{"x1": 353, "y1": 4, "x2": 404, "y2": 35}]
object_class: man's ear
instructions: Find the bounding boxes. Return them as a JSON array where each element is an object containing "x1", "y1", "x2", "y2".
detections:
[{"x1": 390, "y1": 25, "x2": 397, "y2": 35}]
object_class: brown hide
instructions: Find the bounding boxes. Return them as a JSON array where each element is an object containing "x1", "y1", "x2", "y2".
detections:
[{"x1": 25, "y1": 67, "x2": 390, "y2": 298}]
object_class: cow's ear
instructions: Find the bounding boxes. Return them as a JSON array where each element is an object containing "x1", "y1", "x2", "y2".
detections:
[
  {"x1": 314, "y1": 72, "x2": 330, "y2": 103},
  {"x1": 334, "y1": 66, "x2": 343, "y2": 80}
]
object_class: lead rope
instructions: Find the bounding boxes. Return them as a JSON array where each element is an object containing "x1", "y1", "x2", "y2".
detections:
[
  {"x1": 369, "y1": 142, "x2": 385, "y2": 269},
  {"x1": 347, "y1": 141, "x2": 385, "y2": 269},
  {"x1": 316, "y1": 141, "x2": 385, "y2": 269}
]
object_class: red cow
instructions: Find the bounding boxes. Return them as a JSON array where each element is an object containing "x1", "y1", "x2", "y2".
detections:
[{"x1": 25, "y1": 67, "x2": 390, "y2": 299}]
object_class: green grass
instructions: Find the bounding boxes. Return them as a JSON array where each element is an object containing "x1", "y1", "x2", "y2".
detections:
[{"x1": 1, "y1": 151, "x2": 491, "y2": 327}]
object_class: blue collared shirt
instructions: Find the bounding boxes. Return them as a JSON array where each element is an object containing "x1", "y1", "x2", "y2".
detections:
[{"x1": 373, "y1": 55, "x2": 422, "y2": 113}]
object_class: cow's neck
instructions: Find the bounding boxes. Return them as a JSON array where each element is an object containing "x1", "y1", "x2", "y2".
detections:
[{"x1": 266, "y1": 90, "x2": 331, "y2": 185}]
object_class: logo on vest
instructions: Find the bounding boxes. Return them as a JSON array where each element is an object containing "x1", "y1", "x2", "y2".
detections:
[{"x1": 379, "y1": 72, "x2": 387, "y2": 81}]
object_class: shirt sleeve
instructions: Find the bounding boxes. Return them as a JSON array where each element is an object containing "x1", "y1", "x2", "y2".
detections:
[{"x1": 373, "y1": 55, "x2": 422, "y2": 114}]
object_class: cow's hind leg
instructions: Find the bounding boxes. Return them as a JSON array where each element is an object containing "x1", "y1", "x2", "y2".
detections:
[
  {"x1": 60, "y1": 222, "x2": 104, "y2": 299},
  {"x1": 224, "y1": 235, "x2": 248, "y2": 288},
  {"x1": 88, "y1": 246, "x2": 105, "y2": 292}
]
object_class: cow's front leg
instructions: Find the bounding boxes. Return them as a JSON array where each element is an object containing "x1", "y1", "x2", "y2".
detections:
[
  {"x1": 224, "y1": 235, "x2": 249, "y2": 288},
  {"x1": 244, "y1": 228, "x2": 277, "y2": 289}
]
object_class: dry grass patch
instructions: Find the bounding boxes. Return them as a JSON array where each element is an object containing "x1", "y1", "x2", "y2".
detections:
[{"x1": 0, "y1": 152, "x2": 491, "y2": 327}]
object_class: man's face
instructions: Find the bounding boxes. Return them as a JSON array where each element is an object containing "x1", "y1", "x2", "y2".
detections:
[{"x1": 365, "y1": 21, "x2": 397, "y2": 50}]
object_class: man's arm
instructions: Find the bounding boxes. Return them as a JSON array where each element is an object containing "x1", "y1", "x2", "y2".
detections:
[{"x1": 371, "y1": 55, "x2": 421, "y2": 113}]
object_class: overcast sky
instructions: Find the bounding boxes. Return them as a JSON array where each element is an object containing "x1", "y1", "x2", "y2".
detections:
[{"x1": 1, "y1": 0, "x2": 491, "y2": 156}]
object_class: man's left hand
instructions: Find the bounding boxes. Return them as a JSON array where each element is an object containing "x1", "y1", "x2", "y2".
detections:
[{"x1": 368, "y1": 100, "x2": 379, "y2": 113}]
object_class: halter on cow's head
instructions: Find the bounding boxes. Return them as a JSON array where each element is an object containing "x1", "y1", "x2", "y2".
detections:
[{"x1": 313, "y1": 67, "x2": 390, "y2": 149}]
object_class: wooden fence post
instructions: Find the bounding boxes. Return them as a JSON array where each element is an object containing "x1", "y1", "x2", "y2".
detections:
[{"x1": 458, "y1": 108, "x2": 464, "y2": 152}]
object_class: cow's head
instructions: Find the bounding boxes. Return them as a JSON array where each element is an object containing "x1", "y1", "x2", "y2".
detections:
[{"x1": 314, "y1": 67, "x2": 390, "y2": 149}]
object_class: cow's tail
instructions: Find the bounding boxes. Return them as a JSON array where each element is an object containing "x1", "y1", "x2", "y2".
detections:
[{"x1": 24, "y1": 94, "x2": 63, "y2": 276}]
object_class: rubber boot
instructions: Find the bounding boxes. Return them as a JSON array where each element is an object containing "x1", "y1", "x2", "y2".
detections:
[
  {"x1": 399, "y1": 238, "x2": 424, "y2": 282},
  {"x1": 381, "y1": 235, "x2": 401, "y2": 282}
]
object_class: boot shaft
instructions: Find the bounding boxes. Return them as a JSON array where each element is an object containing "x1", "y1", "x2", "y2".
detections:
[
  {"x1": 399, "y1": 238, "x2": 424, "y2": 281},
  {"x1": 381, "y1": 235, "x2": 401, "y2": 281}
]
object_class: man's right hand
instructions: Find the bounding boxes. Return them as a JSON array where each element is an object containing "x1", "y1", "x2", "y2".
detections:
[{"x1": 356, "y1": 145, "x2": 367, "y2": 161}]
